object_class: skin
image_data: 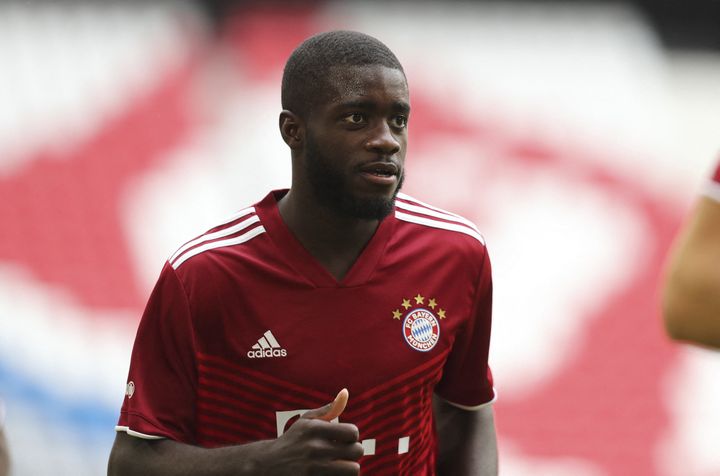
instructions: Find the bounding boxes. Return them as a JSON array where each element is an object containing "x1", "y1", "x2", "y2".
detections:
[
  {"x1": 108, "y1": 63, "x2": 498, "y2": 475},
  {"x1": 0, "y1": 427, "x2": 8, "y2": 476},
  {"x1": 434, "y1": 397, "x2": 498, "y2": 476},
  {"x1": 108, "y1": 389, "x2": 363, "y2": 476},
  {"x1": 662, "y1": 196, "x2": 720, "y2": 348},
  {"x1": 278, "y1": 65, "x2": 409, "y2": 280}
]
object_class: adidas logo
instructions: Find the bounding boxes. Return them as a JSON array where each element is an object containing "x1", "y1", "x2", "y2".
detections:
[{"x1": 247, "y1": 330, "x2": 287, "y2": 359}]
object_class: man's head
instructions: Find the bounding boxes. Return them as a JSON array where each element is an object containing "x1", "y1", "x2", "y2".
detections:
[
  {"x1": 281, "y1": 30, "x2": 405, "y2": 119},
  {"x1": 280, "y1": 31, "x2": 409, "y2": 220}
]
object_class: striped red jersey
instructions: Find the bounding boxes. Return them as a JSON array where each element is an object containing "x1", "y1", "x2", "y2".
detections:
[{"x1": 116, "y1": 190, "x2": 495, "y2": 475}]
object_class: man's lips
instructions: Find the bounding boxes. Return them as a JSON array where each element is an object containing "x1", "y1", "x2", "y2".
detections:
[
  {"x1": 358, "y1": 161, "x2": 399, "y2": 177},
  {"x1": 357, "y1": 161, "x2": 400, "y2": 187}
]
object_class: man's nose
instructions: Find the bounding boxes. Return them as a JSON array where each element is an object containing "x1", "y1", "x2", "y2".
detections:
[{"x1": 365, "y1": 121, "x2": 401, "y2": 155}]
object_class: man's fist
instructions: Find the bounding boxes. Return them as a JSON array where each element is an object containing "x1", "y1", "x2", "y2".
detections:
[{"x1": 258, "y1": 389, "x2": 363, "y2": 476}]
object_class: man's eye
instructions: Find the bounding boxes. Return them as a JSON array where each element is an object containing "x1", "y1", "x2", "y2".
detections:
[
  {"x1": 344, "y1": 113, "x2": 365, "y2": 124},
  {"x1": 392, "y1": 115, "x2": 408, "y2": 128}
]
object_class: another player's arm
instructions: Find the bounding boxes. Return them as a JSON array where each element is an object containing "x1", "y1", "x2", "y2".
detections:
[
  {"x1": 108, "y1": 389, "x2": 363, "y2": 476},
  {"x1": 662, "y1": 195, "x2": 720, "y2": 348},
  {"x1": 433, "y1": 395, "x2": 498, "y2": 476},
  {"x1": 0, "y1": 427, "x2": 9, "y2": 476}
]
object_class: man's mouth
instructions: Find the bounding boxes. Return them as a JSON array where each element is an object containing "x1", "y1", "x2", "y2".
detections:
[{"x1": 359, "y1": 162, "x2": 399, "y2": 177}]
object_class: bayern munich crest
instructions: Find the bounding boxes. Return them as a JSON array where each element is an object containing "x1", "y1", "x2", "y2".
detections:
[
  {"x1": 403, "y1": 308, "x2": 440, "y2": 352},
  {"x1": 392, "y1": 293, "x2": 446, "y2": 352}
]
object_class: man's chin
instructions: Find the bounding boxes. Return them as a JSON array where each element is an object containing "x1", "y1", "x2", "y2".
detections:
[
  {"x1": 342, "y1": 193, "x2": 398, "y2": 220},
  {"x1": 307, "y1": 170, "x2": 403, "y2": 220},
  {"x1": 347, "y1": 174, "x2": 404, "y2": 220}
]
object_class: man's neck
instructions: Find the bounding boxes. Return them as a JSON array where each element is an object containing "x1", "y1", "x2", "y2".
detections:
[{"x1": 277, "y1": 190, "x2": 381, "y2": 281}]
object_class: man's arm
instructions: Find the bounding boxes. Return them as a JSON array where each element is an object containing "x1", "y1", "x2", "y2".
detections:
[
  {"x1": 433, "y1": 394, "x2": 498, "y2": 476},
  {"x1": 662, "y1": 196, "x2": 720, "y2": 348},
  {"x1": 0, "y1": 427, "x2": 9, "y2": 476},
  {"x1": 108, "y1": 389, "x2": 364, "y2": 476},
  {"x1": 109, "y1": 433, "x2": 260, "y2": 476}
]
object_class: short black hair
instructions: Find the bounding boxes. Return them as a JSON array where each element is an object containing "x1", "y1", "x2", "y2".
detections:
[{"x1": 281, "y1": 30, "x2": 405, "y2": 118}]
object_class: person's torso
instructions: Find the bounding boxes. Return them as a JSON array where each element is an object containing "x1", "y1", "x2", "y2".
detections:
[{"x1": 174, "y1": 191, "x2": 485, "y2": 475}]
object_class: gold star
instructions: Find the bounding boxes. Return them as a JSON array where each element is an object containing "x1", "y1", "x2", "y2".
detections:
[
  {"x1": 401, "y1": 299, "x2": 412, "y2": 310},
  {"x1": 414, "y1": 294, "x2": 424, "y2": 305},
  {"x1": 392, "y1": 309, "x2": 402, "y2": 320},
  {"x1": 438, "y1": 308, "x2": 447, "y2": 319},
  {"x1": 428, "y1": 298, "x2": 437, "y2": 309}
]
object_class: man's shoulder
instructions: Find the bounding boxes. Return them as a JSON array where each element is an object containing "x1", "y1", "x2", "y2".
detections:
[
  {"x1": 167, "y1": 204, "x2": 268, "y2": 272},
  {"x1": 393, "y1": 193, "x2": 486, "y2": 250}
]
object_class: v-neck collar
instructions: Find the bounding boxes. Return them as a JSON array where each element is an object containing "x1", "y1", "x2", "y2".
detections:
[{"x1": 255, "y1": 190, "x2": 395, "y2": 288}]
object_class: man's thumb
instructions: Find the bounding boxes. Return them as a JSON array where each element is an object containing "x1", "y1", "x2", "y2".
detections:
[{"x1": 302, "y1": 388, "x2": 349, "y2": 422}]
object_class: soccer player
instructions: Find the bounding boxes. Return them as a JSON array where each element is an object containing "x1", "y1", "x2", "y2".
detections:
[
  {"x1": 662, "y1": 156, "x2": 720, "y2": 349},
  {"x1": 108, "y1": 31, "x2": 498, "y2": 475}
]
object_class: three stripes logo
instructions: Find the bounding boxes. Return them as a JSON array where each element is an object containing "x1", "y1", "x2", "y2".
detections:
[{"x1": 247, "y1": 330, "x2": 287, "y2": 359}]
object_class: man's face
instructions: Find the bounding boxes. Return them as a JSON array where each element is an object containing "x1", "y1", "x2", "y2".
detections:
[{"x1": 302, "y1": 64, "x2": 409, "y2": 220}]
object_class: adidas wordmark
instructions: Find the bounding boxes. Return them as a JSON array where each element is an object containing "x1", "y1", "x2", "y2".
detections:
[{"x1": 247, "y1": 330, "x2": 287, "y2": 358}]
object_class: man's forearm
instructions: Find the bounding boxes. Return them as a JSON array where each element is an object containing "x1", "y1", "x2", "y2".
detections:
[
  {"x1": 663, "y1": 270, "x2": 720, "y2": 347},
  {"x1": 434, "y1": 396, "x2": 498, "y2": 476},
  {"x1": 108, "y1": 432, "x2": 268, "y2": 476},
  {"x1": 662, "y1": 197, "x2": 720, "y2": 348},
  {"x1": 108, "y1": 399, "x2": 363, "y2": 476}
]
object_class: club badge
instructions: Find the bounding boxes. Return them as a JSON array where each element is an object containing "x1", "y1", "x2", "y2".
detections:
[{"x1": 392, "y1": 293, "x2": 445, "y2": 352}]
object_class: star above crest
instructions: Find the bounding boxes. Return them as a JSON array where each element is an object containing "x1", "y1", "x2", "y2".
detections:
[{"x1": 392, "y1": 293, "x2": 447, "y2": 320}]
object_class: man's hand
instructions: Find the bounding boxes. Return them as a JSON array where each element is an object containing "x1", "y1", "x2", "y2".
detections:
[{"x1": 256, "y1": 388, "x2": 364, "y2": 475}]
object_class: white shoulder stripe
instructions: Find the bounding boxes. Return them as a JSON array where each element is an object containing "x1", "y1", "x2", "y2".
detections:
[
  {"x1": 438, "y1": 388, "x2": 497, "y2": 411},
  {"x1": 115, "y1": 425, "x2": 165, "y2": 440},
  {"x1": 171, "y1": 225, "x2": 266, "y2": 269},
  {"x1": 703, "y1": 180, "x2": 720, "y2": 203},
  {"x1": 169, "y1": 209, "x2": 258, "y2": 263},
  {"x1": 396, "y1": 211, "x2": 485, "y2": 244},
  {"x1": 395, "y1": 200, "x2": 480, "y2": 232},
  {"x1": 397, "y1": 193, "x2": 469, "y2": 221}
]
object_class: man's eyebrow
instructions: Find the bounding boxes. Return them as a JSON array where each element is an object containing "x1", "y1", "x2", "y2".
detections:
[
  {"x1": 336, "y1": 99, "x2": 374, "y2": 110},
  {"x1": 335, "y1": 99, "x2": 411, "y2": 114},
  {"x1": 392, "y1": 101, "x2": 411, "y2": 114}
]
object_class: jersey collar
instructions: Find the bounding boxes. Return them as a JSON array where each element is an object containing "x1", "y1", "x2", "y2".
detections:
[{"x1": 255, "y1": 189, "x2": 395, "y2": 288}]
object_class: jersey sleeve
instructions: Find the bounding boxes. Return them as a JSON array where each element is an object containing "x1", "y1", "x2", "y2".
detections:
[
  {"x1": 434, "y1": 246, "x2": 495, "y2": 409},
  {"x1": 116, "y1": 261, "x2": 198, "y2": 443},
  {"x1": 702, "y1": 156, "x2": 720, "y2": 202}
]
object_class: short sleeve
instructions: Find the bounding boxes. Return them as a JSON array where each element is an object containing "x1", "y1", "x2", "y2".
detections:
[
  {"x1": 116, "y1": 262, "x2": 197, "y2": 443},
  {"x1": 434, "y1": 246, "x2": 495, "y2": 409},
  {"x1": 702, "y1": 157, "x2": 720, "y2": 202}
]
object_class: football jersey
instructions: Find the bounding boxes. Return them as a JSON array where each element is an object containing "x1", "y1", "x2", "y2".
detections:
[
  {"x1": 704, "y1": 157, "x2": 720, "y2": 202},
  {"x1": 116, "y1": 190, "x2": 495, "y2": 475}
]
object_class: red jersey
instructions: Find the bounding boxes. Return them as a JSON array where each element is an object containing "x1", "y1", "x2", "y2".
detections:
[{"x1": 116, "y1": 190, "x2": 495, "y2": 475}]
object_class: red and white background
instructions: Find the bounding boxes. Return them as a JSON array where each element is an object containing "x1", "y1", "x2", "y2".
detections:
[{"x1": 0, "y1": 2, "x2": 719, "y2": 475}]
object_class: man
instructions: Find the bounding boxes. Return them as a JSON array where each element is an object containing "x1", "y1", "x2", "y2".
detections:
[
  {"x1": 108, "y1": 30, "x2": 498, "y2": 475},
  {"x1": 662, "y1": 156, "x2": 720, "y2": 348}
]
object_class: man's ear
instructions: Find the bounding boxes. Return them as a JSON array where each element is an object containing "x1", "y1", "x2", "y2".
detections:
[{"x1": 279, "y1": 110, "x2": 304, "y2": 150}]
